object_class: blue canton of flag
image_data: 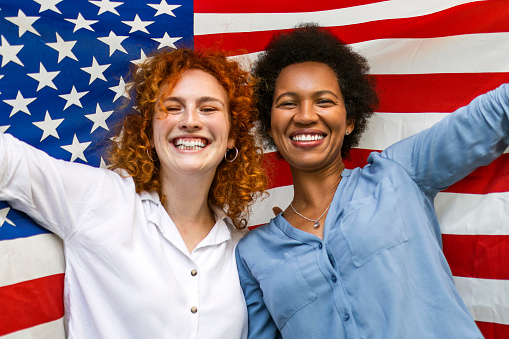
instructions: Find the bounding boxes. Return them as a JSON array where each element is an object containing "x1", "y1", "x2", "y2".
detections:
[{"x1": 0, "y1": 0, "x2": 193, "y2": 240}]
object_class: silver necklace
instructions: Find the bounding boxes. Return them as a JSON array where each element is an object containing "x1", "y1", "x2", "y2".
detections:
[{"x1": 290, "y1": 203, "x2": 331, "y2": 229}]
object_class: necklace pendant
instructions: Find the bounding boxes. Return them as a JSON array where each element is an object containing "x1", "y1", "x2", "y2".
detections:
[{"x1": 313, "y1": 221, "x2": 320, "y2": 229}]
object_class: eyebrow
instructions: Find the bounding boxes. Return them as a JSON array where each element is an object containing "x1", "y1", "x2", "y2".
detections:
[
  {"x1": 162, "y1": 96, "x2": 226, "y2": 108},
  {"x1": 274, "y1": 90, "x2": 340, "y2": 102}
]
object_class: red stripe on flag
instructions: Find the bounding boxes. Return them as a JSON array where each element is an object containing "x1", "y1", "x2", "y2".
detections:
[
  {"x1": 326, "y1": 0, "x2": 509, "y2": 44},
  {"x1": 265, "y1": 150, "x2": 509, "y2": 194},
  {"x1": 443, "y1": 234, "x2": 509, "y2": 279},
  {"x1": 194, "y1": 0, "x2": 386, "y2": 14},
  {"x1": 445, "y1": 154, "x2": 509, "y2": 194},
  {"x1": 263, "y1": 151, "x2": 293, "y2": 188},
  {"x1": 195, "y1": 1, "x2": 509, "y2": 53},
  {"x1": 476, "y1": 321, "x2": 509, "y2": 339},
  {"x1": 375, "y1": 73, "x2": 509, "y2": 113},
  {"x1": 0, "y1": 274, "x2": 64, "y2": 336}
]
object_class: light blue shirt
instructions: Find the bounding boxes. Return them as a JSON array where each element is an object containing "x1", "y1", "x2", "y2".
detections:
[{"x1": 236, "y1": 84, "x2": 509, "y2": 338}]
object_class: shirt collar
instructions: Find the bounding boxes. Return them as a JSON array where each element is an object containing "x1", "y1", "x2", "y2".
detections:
[{"x1": 142, "y1": 191, "x2": 233, "y2": 249}]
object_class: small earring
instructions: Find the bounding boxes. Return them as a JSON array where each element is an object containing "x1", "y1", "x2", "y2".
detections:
[
  {"x1": 345, "y1": 131, "x2": 350, "y2": 135},
  {"x1": 224, "y1": 147, "x2": 239, "y2": 162}
]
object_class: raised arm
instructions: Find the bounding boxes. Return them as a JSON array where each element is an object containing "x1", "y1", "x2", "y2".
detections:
[
  {"x1": 381, "y1": 83, "x2": 509, "y2": 196},
  {"x1": 0, "y1": 133, "x2": 113, "y2": 239}
]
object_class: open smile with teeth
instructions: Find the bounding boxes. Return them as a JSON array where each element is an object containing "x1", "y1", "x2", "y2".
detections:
[
  {"x1": 173, "y1": 138, "x2": 208, "y2": 150},
  {"x1": 291, "y1": 134, "x2": 325, "y2": 142}
]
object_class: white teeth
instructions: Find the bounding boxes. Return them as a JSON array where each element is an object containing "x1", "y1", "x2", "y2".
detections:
[
  {"x1": 291, "y1": 134, "x2": 324, "y2": 142},
  {"x1": 174, "y1": 138, "x2": 206, "y2": 150}
]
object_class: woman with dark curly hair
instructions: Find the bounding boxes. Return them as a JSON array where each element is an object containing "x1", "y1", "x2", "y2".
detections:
[
  {"x1": 0, "y1": 48, "x2": 266, "y2": 338},
  {"x1": 235, "y1": 24, "x2": 508, "y2": 338}
]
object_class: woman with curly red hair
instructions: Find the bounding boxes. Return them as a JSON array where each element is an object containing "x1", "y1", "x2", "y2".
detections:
[{"x1": 0, "y1": 48, "x2": 266, "y2": 338}]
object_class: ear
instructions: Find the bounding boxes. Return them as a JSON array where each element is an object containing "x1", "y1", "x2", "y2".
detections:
[
  {"x1": 227, "y1": 138, "x2": 235, "y2": 149},
  {"x1": 346, "y1": 118, "x2": 355, "y2": 135}
]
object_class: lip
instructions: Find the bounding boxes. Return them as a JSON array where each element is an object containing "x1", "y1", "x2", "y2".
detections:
[{"x1": 289, "y1": 129, "x2": 326, "y2": 148}]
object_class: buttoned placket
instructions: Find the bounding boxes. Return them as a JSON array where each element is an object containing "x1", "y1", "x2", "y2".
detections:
[
  {"x1": 318, "y1": 174, "x2": 360, "y2": 338},
  {"x1": 314, "y1": 239, "x2": 357, "y2": 337},
  {"x1": 187, "y1": 259, "x2": 200, "y2": 338},
  {"x1": 147, "y1": 201, "x2": 202, "y2": 338}
]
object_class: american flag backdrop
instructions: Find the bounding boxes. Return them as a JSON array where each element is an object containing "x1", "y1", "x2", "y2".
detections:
[{"x1": 0, "y1": 0, "x2": 508, "y2": 338}]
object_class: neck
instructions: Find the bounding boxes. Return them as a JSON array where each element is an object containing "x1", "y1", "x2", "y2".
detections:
[
  {"x1": 290, "y1": 160, "x2": 344, "y2": 208},
  {"x1": 160, "y1": 171, "x2": 217, "y2": 253},
  {"x1": 283, "y1": 160, "x2": 345, "y2": 239}
]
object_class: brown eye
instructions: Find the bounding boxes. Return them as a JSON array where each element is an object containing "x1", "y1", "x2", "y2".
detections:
[
  {"x1": 278, "y1": 101, "x2": 296, "y2": 109},
  {"x1": 316, "y1": 99, "x2": 334, "y2": 107},
  {"x1": 201, "y1": 106, "x2": 218, "y2": 113}
]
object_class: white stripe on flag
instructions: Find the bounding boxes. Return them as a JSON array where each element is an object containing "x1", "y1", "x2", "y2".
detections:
[
  {"x1": 194, "y1": 0, "x2": 480, "y2": 35},
  {"x1": 454, "y1": 276, "x2": 509, "y2": 325},
  {"x1": 0, "y1": 234, "x2": 64, "y2": 287},
  {"x1": 359, "y1": 112, "x2": 449, "y2": 150},
  {"x1": 353, "y1": 33, "x2": 509, "y2": 74},
  {"x1": 437, "y1": 192, "x2": 509, "y2": 235},
  {"x1": 249, "y1": 186, "x2": 294, "y2": 227}
]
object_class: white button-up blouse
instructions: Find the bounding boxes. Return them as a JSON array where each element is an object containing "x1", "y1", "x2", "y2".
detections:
[{"x1": 0, "y1": 133, "x2": 248, "y2": 339}]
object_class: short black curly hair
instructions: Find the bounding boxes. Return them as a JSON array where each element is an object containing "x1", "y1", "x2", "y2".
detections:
[{"x1": 253, "y1": 23, "x2": 379, "y2": 158}]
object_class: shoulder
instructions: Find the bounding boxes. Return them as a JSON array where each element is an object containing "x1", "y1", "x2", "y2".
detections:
[{"x1": 237, "y1": 219, "x2": 277, "y2": 255}]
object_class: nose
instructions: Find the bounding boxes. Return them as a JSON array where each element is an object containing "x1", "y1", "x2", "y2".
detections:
[
  {"x1": 294, "y1": 101, "x2": 318, "y2": 125},
  {"x1": 178, "y1": 108, "x2": 202, "y2": 130}
]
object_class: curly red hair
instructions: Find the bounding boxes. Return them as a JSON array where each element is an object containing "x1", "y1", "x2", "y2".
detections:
[{"x1": 108, "y1": 48, "x2": 267, "y2": 228}]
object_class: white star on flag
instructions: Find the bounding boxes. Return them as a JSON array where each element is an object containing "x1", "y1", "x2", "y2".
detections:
[
  {"x1": 5, "y1": 10, "x2": 41, "y2": 37},
  {"x1": 90, "y1": 0, "x2": 124, "y2": 16},
  {"x1": 32, "y1": 111, "x2": 65, "y2": 141},
  {"x1": 81, "y1": 56, "x2": 111, "y2": 84},
  {"x1": 46, "y1": 32, "x2": 78, "y2": 63},
  {"x1": 27, "y1": 62, "x2": 60, "y2": 91},
  {"x1": 0, "y1": 207, "x2": 16, "y2": 227},
  {"x1": 85, "y1": 103, "x2": 114, "y2": 133},
  {"x1": 148, "y1": 0, "x2": 181, "y2": 17},
  {"x1": 61, "y1": 134, "x2": 91, "y2": 162},
  {"x1": 0, "y1": 125, "x2": 10, "y2": 134},
  {"x1": 59, "y1": 86, "x2": 89, "y2": 110},
  {"x1": 0, "y1": 36, "x2": 24, "y2": 67},
  {"x1": 109, "y1": 76, "x2": 131, "y2": 102},
  {"x1": 131, "y1": 49, "x2": 148, "y2": 66},
  {"x1": 99, "y1": 158, "x2": 108, "y2": 168},
  {"x1": 65, "y1": 13, "x2": 98, "y2": 33},
  {"x1": 33, "y1": 0, "x2": 63, "y2": 14},
  {"x1": 98, "y1": 31, "x2": 128, "y2": 56},
  {"x1": 152, "y1": 32, "x2": 181, "y2": 49},
  {"x1": 3, "y1": 91, "x2": 36, "y2": 117},
  {"x1": 122, "y1": 14, "x2": 154, "y2": 34}
]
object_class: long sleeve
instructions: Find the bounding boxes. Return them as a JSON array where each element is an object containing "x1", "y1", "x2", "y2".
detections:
[
  {"x1": 381, "y1": 83, "x2": 509, "y2": 196},
  {"x1": 0, "y1": 133, "x2": 111, "y2": 239},
  {"x1": 235, "y1": 247, "x2": 282, "y2": 339}
]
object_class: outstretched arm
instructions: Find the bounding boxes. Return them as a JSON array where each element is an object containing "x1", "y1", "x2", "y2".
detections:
[
  {"x1": 382, "y1": 83, "x2": 509, "y2": 196},
  {"x1": 0, "y1": 133, "x2": 110, "y2": 239}
]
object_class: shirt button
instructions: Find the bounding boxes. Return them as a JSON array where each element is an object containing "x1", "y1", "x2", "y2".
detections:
[
  {"x1": 191, "y1": 306, "x2": 198, "y2": 314},
  {"x1": 343, "y1": 313, "x2": 350, "y2": 321},
  {"x1": 191, "y1": 269, "x2": 198, "y2": 276},
  {"x1": 319, "y1": 243, "x2": 323, "y2": 249},
  {"x1": 332, "y1": 275, "x2": 337, "y2": 283}
]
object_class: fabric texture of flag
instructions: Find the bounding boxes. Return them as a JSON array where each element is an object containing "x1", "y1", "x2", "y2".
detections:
[{"x1": 1, "y1": 0, "x2": 508, "y2": 338}]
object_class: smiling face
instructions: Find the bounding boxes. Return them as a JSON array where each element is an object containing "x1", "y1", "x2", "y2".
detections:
[
  {"x1": 152, "y1": 69, "x2": 234, "y2": 180},
  {"x1": 270, "y1": 62, "x2": 354, "y2": 172}
]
